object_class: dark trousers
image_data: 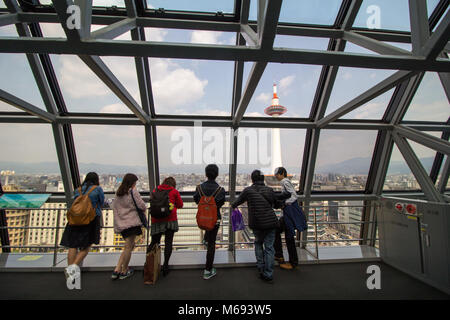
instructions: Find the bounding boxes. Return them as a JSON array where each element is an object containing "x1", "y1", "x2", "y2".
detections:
[
  {"x1": 274, "y1": 217, "x2": 298, "y2": 266},
  {"x1": 205, "y1": 224, "x2": 219, "y2": 271},
  {"x1": 149, "y1": 230, "x2": 175, "y2": 268}
]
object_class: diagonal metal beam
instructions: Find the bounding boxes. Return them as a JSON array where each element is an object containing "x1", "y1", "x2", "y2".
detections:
[
  {"x1": 52, "y1": 0, "x2": 149, "y2": 124},
  {"x1": 6, "y1": 0, "x2": 77, "y2": 199},
  {"x1": 343, "y1": 31, "x2": 413, "y2": 56},
  {"x1": 422, "y1": 9, "x2": 450, "y2": 59},
  {"x1": 437, "y1": 155, "x2": 450, "y2": 193},
  {"x1": 79, "y1": 55, "x2": 149, "y2": 124},
  {"x1": 125, "y1": 0, "x2": 158, "y2": 192},
  {"x1": 0, "y1": 13, "x2": 19, "y2": 27},
  {"x1": 0, "y1": 89, "x2": 55, "y2": 122},
  {"x1": 316, "y1": 70, "x2": 417, "y2": 128},
  {"x1": 232, "y1": 0, "x2": 282, "y2": 126},
  {"x1": 395, "y1": 125, "x2": 450, "y2": 156},
  {"x1": 90, "y1": 17, "x2": 136, "y2": 40},
  {"x1": 408, "y1": 0, "x2": 430, "y2": 55},
  {"x1": 232, "y1": 62, "x2": 267, "y2": 126},
  {"x1": 391, "y1": 130, "x2": 444, "y2": 202},
  {"x1": 240, "y1": 24, "x2": 258, "y2": 46},
  {"x1": 75, "y1": 0, "x2": 92, "y2": 39}
]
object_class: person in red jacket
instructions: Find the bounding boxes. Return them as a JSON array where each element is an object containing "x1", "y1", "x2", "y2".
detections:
[{"x1": 148, "y1": 177, "x2": 183, "y2": 277}]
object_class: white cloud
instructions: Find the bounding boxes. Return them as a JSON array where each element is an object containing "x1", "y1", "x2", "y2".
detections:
[
  {"x1": 150, "y1": 59, "x2": 208, "y2": 112},
  {"x1": 58, "y1": 56, "x2": 110, "y2": 98},
  {"x1": 145, "y1": 28, "x2": 168, "y2": 42},
  {"x1": 190, "y1": 30, "x2": 225, "y2": 45},
  {"x1": 342, "y1": 72, "x2": 352, "y2": 80},
  {"x1": 404, "y1": 100, "x2": 450, "y2": 121},
  {"x1": 99, "y1": 103, "x2": 130, "y2": 114},
  {"x1": 279, "y1": 75, "x2": 296, "y2": 91},
  {"x1": 348, "y1": 102, "x2": 384, "y2": 119},
  {"x1": 256, "y1": 93, "x2": 271, "y2": 104},
  {"x1": 245, "y1": 112, "x2": 265, "y2": 117}
]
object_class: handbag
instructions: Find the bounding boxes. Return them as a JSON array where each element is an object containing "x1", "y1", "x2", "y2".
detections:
[
  {"x1": 231, "y1": 208, "x2": 245, "y2": 231},
  {"x1": 130, "y1": 189, "x2": 149, "y2": 229},
  {"x1": 144, "y1": 244, "x2": 161, "y2": 285}
]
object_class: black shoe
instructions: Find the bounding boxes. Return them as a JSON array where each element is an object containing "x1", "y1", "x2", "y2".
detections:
[
  {"x1": 259, "y1": 273, "x2": 274, "y2": 283},
  {"x1": 162, "y1": 265, "x2": 170, "y2": 277}
]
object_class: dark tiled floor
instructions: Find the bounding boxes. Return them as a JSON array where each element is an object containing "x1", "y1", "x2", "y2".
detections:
[{"x1": 0, "y1": 262, "x2": 448, "y2": 300}]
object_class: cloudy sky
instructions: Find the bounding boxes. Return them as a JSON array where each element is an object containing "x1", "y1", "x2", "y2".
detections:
[{"x1": 0, "y1": 0, "x2": 448, "y2": 179}]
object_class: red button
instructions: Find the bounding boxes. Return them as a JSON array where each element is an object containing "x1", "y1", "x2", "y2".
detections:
[
  {"x1": 395, "y1": 203, "x2": 404, "y2": 212},
  {"x1": 406, "y1": 204, "x2": 417, "y2": 215}
]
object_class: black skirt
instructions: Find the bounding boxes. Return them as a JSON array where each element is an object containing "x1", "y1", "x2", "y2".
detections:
[
  {"x1": 60, "y1": 216, "x2": 101, "y2": 250},
  {"x1": 120, "y1": 226, "x2": 143, "y2": 239}
]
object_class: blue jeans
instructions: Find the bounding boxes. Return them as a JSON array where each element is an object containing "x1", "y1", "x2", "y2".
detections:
[{"x1": 253, "y1": 229, "x2": 276, "y2": 279}]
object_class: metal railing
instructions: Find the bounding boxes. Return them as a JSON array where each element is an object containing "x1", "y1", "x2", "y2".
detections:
[{"x1": 0, "y1": 200, "x2": 379, "y2": 265}]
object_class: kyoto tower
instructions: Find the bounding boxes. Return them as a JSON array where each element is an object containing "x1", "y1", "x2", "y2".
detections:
[{"x1": 264, "y1": 83, "x2": 287, "y2": 176}]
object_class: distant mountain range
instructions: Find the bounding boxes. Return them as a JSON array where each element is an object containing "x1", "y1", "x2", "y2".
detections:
[{"x1": 0, "y1": 156, "x2": 436, "y2": 176}]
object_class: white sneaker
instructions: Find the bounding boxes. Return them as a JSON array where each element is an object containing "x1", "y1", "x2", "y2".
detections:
[{"x1": 65, "y1": 264, "x2": 80, "y2": 284}]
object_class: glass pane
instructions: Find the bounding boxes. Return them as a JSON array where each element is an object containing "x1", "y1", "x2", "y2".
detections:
[
  {"x1": 435, "y1": 155, "x2": 449, "y2": 189},
  {"x1": 0, "y1": 54, "x2": 47, "y2": 112},
  {"x1": 407, "y1": 132, "x2": 442, "y2": 175},
  {"x1": 92, "y1": 0, "x2": 125, "y2": 7},
  {"x1": 147, "y1": 0, "x2": 235, "y2": 13},
  {"x1": 71, "y1": 125, "x2": 148, "y2": 192},
  {"x1": 384, "y1": 144, "x2": 421, "y2": 191},
  {"x1": 243, "y1": 62, "x2": 322, "y2": 117},
  {"x1": 48, "y1": 55, "x2": 133, "y2": 113},
  {"x1": 313, "y1": 130, "x2": 378, "y2": 191},
  {"x1": 40, "y1": 22, "x2": 66, "y2": 38},
  {"x1": 156, "y1": 126, "x2": 231, "y2": 192},
  {"x1": 236, "y1": 128, "x2": 305, "y2": 189},
  {"x1": 427, "y1": 0, "x2": 441, "y2": 16},
  {"x1": 403, "y1": 72, "x2": 450, "y2": 122},
  {"x1": 249, "y1": 0, "x2": 342, "y2": 25},
  {"x1": 309, "y1": 200, "x2": 364, "y2": 247},
  {"x1": 150, "y1": 59, "x2": 233, "y2": 116},
  {"x1": 0, "y1": 124, "x2": 63, "y2": 191},
  {"x1": 353, "y1": 0, "x2": 411, "y2": 31},
  {"x1": 274, "y1": 35, "x2": 330, "y2": 51},
  {"x1": 342, "y1": 88, "x2": 395, "y2": 119},
  {"x1": 325, "y1": 66, "x2": 396, "y2": 118},
  {"x1": 145, "y1": 27, "x2": 235, "y2": 45},
  {"x1": 0, "y1": 23, "x2": 17, "y2": 37}
]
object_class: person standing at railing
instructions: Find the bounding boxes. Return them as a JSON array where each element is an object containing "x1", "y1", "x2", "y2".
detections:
[
  {"x1": 231, "y1": 170, "x2": 279, "y2": 283},
  {"x1": 273, "y1": 167, "x2": 308, "y2": 270},
  {"x1": 193, "y1": 164, "x2": 226, "y2": 280},
  {"x1": 61, "y1": 172, "x2": 105, "y2": 286},
  {"x1": 111, "y1": 173, "x2": 147, "y2": 280},
  {"x1": 148, "y1": 177, "x2": 183, "y2": 277}
]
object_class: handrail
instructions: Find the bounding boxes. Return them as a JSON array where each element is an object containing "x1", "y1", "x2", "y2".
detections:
[{"x1": 0, "y1": 203, "x2": 378, "y2": 264}]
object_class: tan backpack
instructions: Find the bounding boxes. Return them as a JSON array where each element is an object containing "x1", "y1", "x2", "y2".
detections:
[{"x1": 67, "y1": 186, "x2": 98, "y2": 226}]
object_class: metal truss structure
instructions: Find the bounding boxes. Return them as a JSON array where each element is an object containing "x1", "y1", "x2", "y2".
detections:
[{"x1": 0, "y1": 0, "x2": 449, "y2": 248}]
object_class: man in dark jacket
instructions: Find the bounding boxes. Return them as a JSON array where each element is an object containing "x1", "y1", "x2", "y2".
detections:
[
  {"x1": 231, "y1": 170, "x2": 279, "y2": 282},
  {"x1": 194, "y1": 164, "x2": 225, "y2": 280}
]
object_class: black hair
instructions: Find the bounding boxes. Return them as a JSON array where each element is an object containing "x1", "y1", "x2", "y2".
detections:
[
  {"x1": 116, "y1": 173, "x2": 138, "y2": 197},
  {"x1": 205, "y1": 164, "x2": 219, "y2": 180},
  {"x1": 274, "y1": 167, "x2": 288, "y2": 177},
  {"x1": 82, "y1": 172, "x2": 99, "y2": 187},
  {"x1": 251, "y1": 170, "x2": 265, "y2": 183}
]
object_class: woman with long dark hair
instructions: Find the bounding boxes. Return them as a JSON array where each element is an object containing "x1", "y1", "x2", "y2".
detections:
[
  {"x1": 111, "y1": 173, "x2": 147, "y2": 280},
  {"x1": 61, "y1": 172, "x2": 105, "y2": 285},
  {"x1": 148, "y1": 177, "x2": 183, "y2": 277}
]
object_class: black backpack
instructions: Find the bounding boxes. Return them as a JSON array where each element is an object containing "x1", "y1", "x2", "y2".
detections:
[{"x1": 150, "y1": 189, "x2": 171, "y2": 219}]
